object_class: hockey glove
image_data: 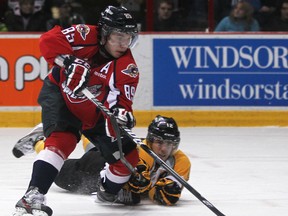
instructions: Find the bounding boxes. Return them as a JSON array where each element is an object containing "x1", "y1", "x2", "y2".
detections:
[
  {"x1": 128, "y1": 159, "x2": 151, "y2": 193},
  {"x1": 149, "y1": 178, "x2": 181, "y2": 206},
  {"x1": 64, "y1": 56, "x2": 90, "y2": 94},
  {"x1": 113, "y1": 108, "x2": 136, "y2": 128}
]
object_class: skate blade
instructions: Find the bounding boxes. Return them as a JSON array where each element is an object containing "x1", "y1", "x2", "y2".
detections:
[
  {"x1": 12, "y1": 207, "x2": 31, "y2": 216},
  {"x1": 12, "y1": 208, "x2": 50, "y2": 216},
  {"x1": 31, "y1": 209, "x2": 50, "y2": 216}
]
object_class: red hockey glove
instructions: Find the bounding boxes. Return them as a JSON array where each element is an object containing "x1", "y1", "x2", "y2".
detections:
[
  {"x1": 64, "y1": 56, "x2": 90, "y2": 94},
  {"x1": 149, "y1": 178, "x2": 181, "y2": 206},
  {"x1": 113, "y1": 108, "x2": 136, "y2": 128},
  {"x1": 105, "y1": 108, "x2": 136, "y2": 137},
  {"x1": 128, "y1": 159, "x2": 151, "y2": 193}
]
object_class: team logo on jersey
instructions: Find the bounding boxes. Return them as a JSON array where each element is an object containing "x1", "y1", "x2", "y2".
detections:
[
  {"x1": 87, "y1": 85, "x2": 102, "y2": 97},
  {"x1": 76, "y1": 24, "x2": 90, "y2": 41},
  {"x1": 62, "y1": 82, "x2": 101, "y2": 104},
  {"x1": 121, "y1": 64, "x2": 139, "y2": 78}
]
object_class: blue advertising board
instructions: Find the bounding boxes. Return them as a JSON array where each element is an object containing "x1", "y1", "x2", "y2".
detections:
[{"x1": 153, "y1": 37, "x2": 288, "y2": 106}]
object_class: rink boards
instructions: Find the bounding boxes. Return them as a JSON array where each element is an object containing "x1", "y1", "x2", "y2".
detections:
[
  {"x1": 0, "y1": 33, "x2": 287, "y2": 127},
  {"x1": 0, "y1": 110, "x2": 288, "y2": 127}
]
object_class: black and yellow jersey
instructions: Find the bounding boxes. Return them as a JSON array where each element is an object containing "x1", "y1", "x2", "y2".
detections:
[{"x1": 137, "y1": 140, "x2": 191, "y2": 188}]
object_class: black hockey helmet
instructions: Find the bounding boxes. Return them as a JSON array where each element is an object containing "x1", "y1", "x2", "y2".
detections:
[
  {"x1": 98, "y1": 5, "x2": 138, "y2": 48},
  {"x1": 146, "y1": 115, "x2": 180, "y2": 150}
]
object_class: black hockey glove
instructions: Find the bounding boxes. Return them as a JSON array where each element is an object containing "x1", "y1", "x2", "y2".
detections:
[
  {"x1": 63, "y1": 56, "x2": 90, "y2": 94},
  {"x1": 112, "y1": 108, "x2": 136, "y2": 128},
  {"x1": 128, "y1": 159, "x2": 151, "y2": 193},
  {"x1": 149, "y1": 178, "x2": 181, "y2": 206}
]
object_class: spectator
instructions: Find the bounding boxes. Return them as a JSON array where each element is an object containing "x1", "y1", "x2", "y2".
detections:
[
  {"x1": 262, "y1": 0, "x2": 288, "y2": 31},
  {"x1": 8, "y1": 0, "x2": 45, "y2": 13},
  {"x1": 4, "y1": 0, "x2": 48, "y2": 31},
  {"x1": 214, "y1": 0, "x2": 262, "y2": 25},
  {"x1": 215, "y1": 1, "x2": 260, "y2": 31},
  {"x1": 254, "y1": 0, "x2": 276, "y2": 28},
  {"x1": 153, "y1": 0, "x2": 181, "y2": 31},
  {"x1": 46, "y1": 0, "x2": 85, "y2": 30}
]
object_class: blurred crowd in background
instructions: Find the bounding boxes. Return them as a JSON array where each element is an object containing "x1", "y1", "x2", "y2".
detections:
[{"x1": 0, "y1": 0, "x2": 287, "y2": 32}]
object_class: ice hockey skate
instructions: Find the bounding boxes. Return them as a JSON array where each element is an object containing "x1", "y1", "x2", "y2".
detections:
[
  {"x1": 116, "y1": 188, "x2": 140, "y2": 205},
  {"x1": 12, "y1": 123, "x2": 44, "y2": 158},
  {"x1": 96, "y1": 179, "x2": 140, "y2": 205},
  {"x1": 13, "y1": 186, "x2": 53, "y2": 216}
]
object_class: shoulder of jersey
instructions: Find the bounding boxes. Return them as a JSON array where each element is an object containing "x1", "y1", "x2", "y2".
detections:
[
  {"x1": 117, "y1": 51, "x2": 139, "y2": 78},
  {"x1": 174, "y1": 149, "x2": 191, "y2": 163},
  {"x1": 73, "y1": 24, "x2": 98, "y2": 43}
]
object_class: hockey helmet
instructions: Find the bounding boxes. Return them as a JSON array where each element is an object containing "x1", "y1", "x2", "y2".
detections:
[
  {"x1": 98, "y1": 6, "x2": 138, "y2": 48},
  {"x1": 146, "y1": 115, "x2": 180, "y2": 151}
]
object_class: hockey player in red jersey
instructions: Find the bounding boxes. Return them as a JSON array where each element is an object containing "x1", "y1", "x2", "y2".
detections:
[{"x1": 13, "y1": 5, "x2": 140, "y2": 216}]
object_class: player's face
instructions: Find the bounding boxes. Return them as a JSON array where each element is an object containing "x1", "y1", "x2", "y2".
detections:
[
  {"x1": 233, "y1": 3, "x2": 247, "y2": 18},
  {"x1": 105, "y1": 32, "x2": 132, "y2": 58},
  {"x1": 158, "y1": 2, "x2": 173, "y2": 20},
  {"x1": 20, "y1": 0, "x2": 34, "y2": 14},
  {"x1": 151, "y1": 138, "x2": 175, "y2": 161}
]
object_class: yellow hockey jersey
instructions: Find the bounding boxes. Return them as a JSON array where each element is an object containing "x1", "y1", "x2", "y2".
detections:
[{"x1": 138, "y1": 140, "x2": 191, "y2": 188}]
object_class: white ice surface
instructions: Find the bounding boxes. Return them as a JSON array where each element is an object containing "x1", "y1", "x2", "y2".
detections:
[{"x1": 0, "y1": 127, "x2": 288, "y2": 216}]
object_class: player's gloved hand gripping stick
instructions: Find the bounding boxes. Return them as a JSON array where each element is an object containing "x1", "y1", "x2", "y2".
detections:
[
  {"x1": 64, "y1": 56, "x2": 90, "y2": 94},
  {"x1": 55, "y1": 55, "x2": 90, "y2": 95},
  {"x1": 82, "y1": 88, "x2": 225, "y2": 216}
]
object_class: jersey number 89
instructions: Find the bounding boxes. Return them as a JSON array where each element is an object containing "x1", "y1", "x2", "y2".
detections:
[{"x1": 124, "y1": 85, "x2": 135, "y2": 101}]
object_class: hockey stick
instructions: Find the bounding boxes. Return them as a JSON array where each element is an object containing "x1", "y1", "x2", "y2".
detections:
[
  {"x1": 82, "y1": 88, "x2": 225, "y2": 216},
  {"x1": 81, "y1": 88, "x2": 136, "y2": 175},
  {"x1": 120, "y1": 127, "x2": 225, "y2": 216}
]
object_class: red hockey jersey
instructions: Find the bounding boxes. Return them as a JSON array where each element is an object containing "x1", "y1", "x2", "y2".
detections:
[{"x1": 39, "y1": 24, "x2": 139, "y2": 131}]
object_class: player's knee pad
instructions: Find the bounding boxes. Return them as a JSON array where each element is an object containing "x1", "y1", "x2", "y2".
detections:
[
  {"x1": 45, "y1": 131, "x2": 78, "y2": 159},
  {"x1": 35, "y1": 148, "x2": 65, "y2": 172},
  {"x1": 109, "y1": 148, "x2": 139, "y2": 175}
]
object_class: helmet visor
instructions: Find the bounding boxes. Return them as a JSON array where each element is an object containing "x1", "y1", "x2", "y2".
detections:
[
  {"x1": 149, "y1": 133, "x2": 179, "y2": 149},
  {"x1": 108, "y1": 32, "x2": 133, "y2": 48},
  {"x1": 102, "y1": 25, "x2": 138, "y2": 48}
]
